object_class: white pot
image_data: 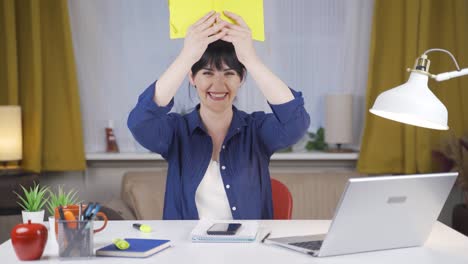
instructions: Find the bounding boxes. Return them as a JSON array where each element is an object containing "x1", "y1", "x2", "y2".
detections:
[{"x1": 22, "y1": 210, "x2": 45, "y2": 223}]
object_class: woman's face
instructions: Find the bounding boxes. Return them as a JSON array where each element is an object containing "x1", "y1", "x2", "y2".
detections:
[{"x1": 189, "y1": 62, "x2": 242, "y2": 113}]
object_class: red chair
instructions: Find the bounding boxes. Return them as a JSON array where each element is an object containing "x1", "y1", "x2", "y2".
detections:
[{"x1": 271, "y1": 178, "x2": 293, "y2": 219}]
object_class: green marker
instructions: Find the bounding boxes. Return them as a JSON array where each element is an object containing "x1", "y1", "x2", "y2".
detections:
[
  {"x1": 112, "y1": 238, "x2": 130, "y2": 250},
  {"x1": 133, "y1": 223, "x2": 152, "y2": 233}
]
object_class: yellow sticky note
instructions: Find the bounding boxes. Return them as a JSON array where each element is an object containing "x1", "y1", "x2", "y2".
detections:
[{"x1": 169, "y1": 0, "x2": 265, "y2": 41}]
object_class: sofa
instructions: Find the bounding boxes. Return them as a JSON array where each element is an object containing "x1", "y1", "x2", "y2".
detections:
[{"x1": 105, "y1": 169, "x2": 364, "y2": 220}]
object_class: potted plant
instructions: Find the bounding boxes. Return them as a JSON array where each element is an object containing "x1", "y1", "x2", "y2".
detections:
[
  {"x1": 14, "y1": 183, "x2": 49, "y2": 223},
  {"x1": 432, "y1": 136, "x2": 468, "y2": 235},
  {"x1": 46, "y1": 185, "x2": 80, "y2": 235},
  {"x1": 306, "y1": 127, "x2": 328, "y2": 151}
]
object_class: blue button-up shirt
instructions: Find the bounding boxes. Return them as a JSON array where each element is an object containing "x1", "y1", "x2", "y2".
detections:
[{"x1": 128, "y1": 81, "x2": 310, "y2": 220}]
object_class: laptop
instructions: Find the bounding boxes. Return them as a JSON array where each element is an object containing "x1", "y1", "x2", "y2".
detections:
[{"x1": 265, "y1": 172, "x2": 458, "y2": 257}]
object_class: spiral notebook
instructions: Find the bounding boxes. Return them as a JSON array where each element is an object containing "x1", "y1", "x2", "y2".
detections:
[{"x1": 191, "y1": 221, "x2": 258, "y2": 243}]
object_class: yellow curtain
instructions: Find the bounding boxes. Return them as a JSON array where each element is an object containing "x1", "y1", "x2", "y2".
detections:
[
  {"x1": 0, "y1": 0, "x2": 85, "y2": 172},
  {"x1": 358, "y1": 0, "x2": 468, "y2": 174}
]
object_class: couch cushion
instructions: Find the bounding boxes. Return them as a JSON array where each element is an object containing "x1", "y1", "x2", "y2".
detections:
[
  {"x1": 121, "y1": 171, "x2": 167, "y2": 220},
  {"x1": 129, "y1": 184, "x2": 165, "y2": 219}
]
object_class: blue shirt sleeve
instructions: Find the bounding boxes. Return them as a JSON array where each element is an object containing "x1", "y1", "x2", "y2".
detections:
[
  {"x1": 127, "y1": 81, "x2": 179, "y2": 158},
  {"x1": 257, "y1": 88, "x2": 311, "y2": 156}
]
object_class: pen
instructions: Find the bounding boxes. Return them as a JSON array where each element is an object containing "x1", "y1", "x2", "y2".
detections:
[
  {"x1": 78, "y1": 203, "x2": 82, "y2": 231},
  {"x1": 58, "y1": 206, "x2": 66, "y2": 220},
  {"x1": 78, "y1": 202, "x2": 82, "y2": 221},
  {"x1": 261, "y1": 232, "x2": 271, "y2": 243}
]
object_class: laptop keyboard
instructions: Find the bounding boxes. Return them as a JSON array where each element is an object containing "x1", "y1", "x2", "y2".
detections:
[{"x1": 289, "y1": 240, "x2": 323, "y2": 250}]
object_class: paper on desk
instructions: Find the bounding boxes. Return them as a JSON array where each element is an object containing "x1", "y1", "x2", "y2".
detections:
[
  {"x1": 168, "y1": 0, "x2": 265, "y2": 41},
  {"x1": 191, "y1": 220, "x2": 259, "y2": 243}
]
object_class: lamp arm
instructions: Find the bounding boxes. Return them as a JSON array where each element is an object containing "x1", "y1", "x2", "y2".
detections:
[{"x1": 434, "y1": 68, "x2": 468, "y2": 81}]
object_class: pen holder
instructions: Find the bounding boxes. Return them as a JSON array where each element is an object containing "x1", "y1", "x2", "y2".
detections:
[
  {"x1": 57, "y1": 220, "x2": 94, "y2": 258},
  {"x1": 54, "y1": 205, "x2": 108, "y2": 240}
]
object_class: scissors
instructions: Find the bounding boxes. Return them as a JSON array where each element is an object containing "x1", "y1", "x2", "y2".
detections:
[{"x1": 82, "y1": 202, "x2": 101, "y2": 220}]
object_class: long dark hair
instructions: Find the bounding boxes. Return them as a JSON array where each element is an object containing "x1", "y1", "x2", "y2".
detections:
[{"x1": 191, "y1": 40, "x2": 246, "y2": 79}]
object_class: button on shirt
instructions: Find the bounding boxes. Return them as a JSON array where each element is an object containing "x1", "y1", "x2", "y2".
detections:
[
  {"x1": 195, "y1": 160, "x2": 233, "y2": 220},
  {"x1": 127, "y1": 81, "x2": 310, "y2": 220}
]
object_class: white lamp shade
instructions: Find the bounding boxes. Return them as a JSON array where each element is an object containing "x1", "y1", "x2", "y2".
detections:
[
  {"x1": 0, "y1": 106, "x2": 23, "y2": 161},
  {"x1": 325, "y1": 94, "x2": 353, "y2": 144},
  {"x1": 369, "y1": 72, "x2": 449, "y2": 130}
]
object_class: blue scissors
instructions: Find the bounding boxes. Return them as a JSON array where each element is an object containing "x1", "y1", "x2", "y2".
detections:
[{"x1": 83, "y1": 202, "x2": 101, "y2": 220}]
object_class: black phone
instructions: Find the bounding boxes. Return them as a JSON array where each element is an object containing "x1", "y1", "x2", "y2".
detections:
[{"x1": 206, "y1": 223, "x2": 242, "y2": 235}]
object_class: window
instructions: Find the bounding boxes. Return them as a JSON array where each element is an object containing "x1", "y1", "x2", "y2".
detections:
[{"x1": 68, "y1": 0, "x2": 374, "y2": 153}]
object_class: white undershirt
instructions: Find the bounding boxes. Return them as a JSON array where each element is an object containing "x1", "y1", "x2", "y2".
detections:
[{"x1": 195, "y1": 160, "x2": 233, "y2": 220}]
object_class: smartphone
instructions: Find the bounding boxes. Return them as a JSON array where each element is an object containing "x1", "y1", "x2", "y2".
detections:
[{"x1": 206, "y1": 223, "x2": 242, "y2": 235}]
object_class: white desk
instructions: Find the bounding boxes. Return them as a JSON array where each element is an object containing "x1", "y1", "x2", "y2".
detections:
[{"x1": 1, "y1": 220, "x2": 467, "y2": 263}]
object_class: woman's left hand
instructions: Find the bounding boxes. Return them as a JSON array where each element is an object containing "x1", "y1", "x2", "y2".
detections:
[{"x1": 221, "y1": 11, "x2": 258, "y2": 65}]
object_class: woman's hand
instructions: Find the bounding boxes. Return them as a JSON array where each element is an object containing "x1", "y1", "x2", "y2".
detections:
[
  {"x1": 221, "y1": 11, "x2": 258, "y2": 65},
  {"x1": 220, "y1": 12, "x2": 293, "y2": 104},
  {"x1": 180, "y1": 11, "x2": 228, "y2": 64}
]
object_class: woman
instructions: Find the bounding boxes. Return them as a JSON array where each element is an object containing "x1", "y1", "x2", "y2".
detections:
[{"x1": 128, "y1": 11, "x2": 310, "y2": 220}]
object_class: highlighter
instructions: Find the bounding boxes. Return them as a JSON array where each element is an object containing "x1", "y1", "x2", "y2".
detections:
[
  {"x1": 112, "y1": 238, "x2": 130, "y2": 250},
  {"x1": 132, "y1": 223, "x2": 152, "y2": 233}
]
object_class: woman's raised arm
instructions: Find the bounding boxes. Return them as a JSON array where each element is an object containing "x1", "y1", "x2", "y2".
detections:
[
  {"x1": 221, "y1": 11, "x2": 294, "y2": 105},
  {"x1": 154, "y1": 11, "x2": 228, "y2": 106}
]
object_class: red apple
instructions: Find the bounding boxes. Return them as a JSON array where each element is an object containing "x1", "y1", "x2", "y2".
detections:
[{"x1": 11, "y1": 220, "x2": 48, "y2": 260}]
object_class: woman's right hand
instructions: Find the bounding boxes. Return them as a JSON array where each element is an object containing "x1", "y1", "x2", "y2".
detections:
[{"x1": 180, "y1": 11, "x2": 228, "y2": 64}]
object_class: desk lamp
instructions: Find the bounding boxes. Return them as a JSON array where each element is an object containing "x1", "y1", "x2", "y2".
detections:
[
  {"x1": 0, "y1": 106, "x2": 22, "y2": 169},
  {"x1": 370, "y1": 48, "x2": 468, "y2": 130}
]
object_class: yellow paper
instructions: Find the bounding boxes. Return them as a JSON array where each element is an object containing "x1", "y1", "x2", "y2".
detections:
[{"x1": 169, "y1": 0, "x2": 264, "y2": 41}]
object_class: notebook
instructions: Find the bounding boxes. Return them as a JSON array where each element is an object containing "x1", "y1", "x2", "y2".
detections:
[
  {"x1": 168, "y1": 0, "x2": 265, "y2": 41},
  {"x1": 96, "y1": 238, "x2": 171, "y2": 258},
  {"x1": 191, "y1": 221, "x2": 258, "y2": 243}
]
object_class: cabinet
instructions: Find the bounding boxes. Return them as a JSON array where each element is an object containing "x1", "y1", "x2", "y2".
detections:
[{"x1": 0, "y1": 171, "x2": 40, "y2": 244}]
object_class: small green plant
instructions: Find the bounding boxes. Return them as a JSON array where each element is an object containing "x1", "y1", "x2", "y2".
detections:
[
  {"x1": 14, "y1": 183, "x2": 49, "y2": 212},
  {"x1": 306, "y1": 127, "x2": 328, "y2": 151},
  {"x1": 46, "y1": 185, "x2": 81, "y2": 216}
]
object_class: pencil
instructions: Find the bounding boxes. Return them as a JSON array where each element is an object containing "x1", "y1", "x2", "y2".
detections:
[{"x1": 261, "y1": 232, "x2": 271, "y2": 243}]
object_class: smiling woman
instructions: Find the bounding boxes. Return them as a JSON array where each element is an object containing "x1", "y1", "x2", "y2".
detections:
[{"x1": 127, "y1": 11, "x2": 310, "y2": 220}]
